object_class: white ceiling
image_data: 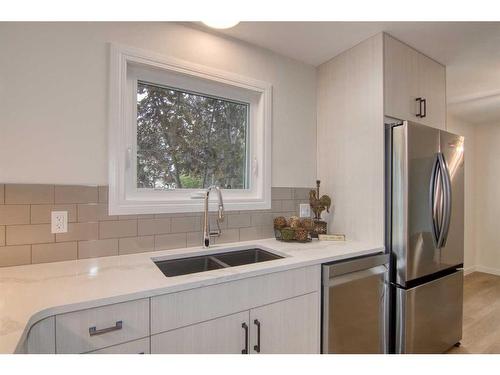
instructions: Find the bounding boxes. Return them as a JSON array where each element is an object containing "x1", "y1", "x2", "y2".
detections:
[{"x1": 200, "y1": 22, "x2": 500, "y2": 125}]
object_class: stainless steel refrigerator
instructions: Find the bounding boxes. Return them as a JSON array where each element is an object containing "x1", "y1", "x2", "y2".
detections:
[{"x1": 385, "y1": 120, "x2": 464, "y2": 354}]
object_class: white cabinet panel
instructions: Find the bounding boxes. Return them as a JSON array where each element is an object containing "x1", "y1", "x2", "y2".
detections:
[
  {"x1": 27, "y1": 316, "x2": 55, "y2": 354},
  {"x1": 417, "y1": 52, "x2": 446, "y2": 128},
  {"x1": 87, "y1": 337, "x2": 150, "y2": 354},
  {"x1": 56, "y1": 298, "x2": 149, "y2": 354},
  {"x1": 384, "y1": 34, "x2": 446, "y2": 129},
  {"x1": 151, "y1": 311, "x2": 249, "y2": 354},
  {"x1": 151, "y1": 266, "x2": 320, "y2": 334},
  {"x1": 384, "y1": 33, "x2": 421, "y2": 123},
  {"x1": 317, "y1": 33, "x2": 385, "y2": 244},
  {"x1": 250, "y1": 292, "x2": 320, "y2": 354}
]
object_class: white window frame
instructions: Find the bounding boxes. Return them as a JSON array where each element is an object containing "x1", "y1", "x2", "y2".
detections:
[{"x1": 108, "y1": 43, "x2": 272, "y2": 215}]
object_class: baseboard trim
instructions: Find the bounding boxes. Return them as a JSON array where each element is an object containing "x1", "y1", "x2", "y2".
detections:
[
  {"x1": 475, "y1": 265, "x2": 500, "y2": 276},
  {"x1": 464, "y1": 266, "x2": 477, "y2": 275}
]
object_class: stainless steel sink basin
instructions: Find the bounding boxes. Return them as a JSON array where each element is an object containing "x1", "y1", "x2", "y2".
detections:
[
  {"x1": 154, "y1": 255, "x2": 225, "y2": 277},
  {"x1": 153, "y1": 247, "x2": 284, "y2": 277},
  {"x1": 214, "y1": 248, "x2": 282, "y2": 267}
]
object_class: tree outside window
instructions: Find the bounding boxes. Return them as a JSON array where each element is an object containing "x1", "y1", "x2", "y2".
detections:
[{"x1": 136, "y1": 81, "x2": 248, "y2": 190}]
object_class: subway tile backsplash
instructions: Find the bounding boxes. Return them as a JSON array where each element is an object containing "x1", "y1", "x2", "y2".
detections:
[{"x1": 0, "y1": 184, "x2": 310, "y2": 267}]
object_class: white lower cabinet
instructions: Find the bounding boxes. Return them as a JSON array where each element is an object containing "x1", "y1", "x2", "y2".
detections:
[
  {"x1": 87, "y1": 337, "x2": 150, "y2": 354},
  {"x1": 152, "y1": 311, "x2": 250, "y2": 354},
  {"x1": 26, "y1": 316, "x2": 56, "y2": 354},
  {"x1": 250, "y1": 292, "x2": 319, "y2": 354},
  {"x1": 23, "y1": 266, "x2": 321, "y2": 354},
  {"x1": 55, "y1": 298, "x2": 150, "y2": 354},
  {"x1": 151, "y1": 292, "x2": 320, "y2": 354}
]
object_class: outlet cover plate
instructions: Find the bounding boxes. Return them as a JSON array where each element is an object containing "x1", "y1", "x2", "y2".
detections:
[
  {"x1": 299, "y1": 204, "x2": 311, "y2": 218},
  {"x1": 51, "y1": 211, "x2": 68, "y2": 233}
]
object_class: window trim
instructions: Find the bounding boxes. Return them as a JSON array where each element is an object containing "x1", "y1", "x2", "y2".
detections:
[{"x1": 108, "y1": 43, "x2": 272, "y2": 215}]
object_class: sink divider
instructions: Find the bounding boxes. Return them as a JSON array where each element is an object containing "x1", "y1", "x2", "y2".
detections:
[{"x1": 208, "y1": 256, "x2": 231, "y2": 269}]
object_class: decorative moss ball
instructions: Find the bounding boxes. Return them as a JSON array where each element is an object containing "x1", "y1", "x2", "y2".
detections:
[
  {"x1": 295, "y1": 227, "x2": 309, "y2": 242},
  {"x1": 301, "y1": 218, "x2": 313, "y2": 230},
  {"x1": 273, "y1": 216, "x2": 287, "y2": 229},
  {"x1": 288, "y1": 216, "x2": 301, "y2": 228},
  {"x1": 280, "y1": 227, "x2": 295, "y2": 241}
]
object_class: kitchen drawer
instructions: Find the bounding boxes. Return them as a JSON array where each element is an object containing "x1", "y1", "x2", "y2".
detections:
[
  {"x1": 87, "y1": 337, "x2": 150, "y2": 354},
  {"x1": 151, "y1": 265, "x2": 320, "y2": 334},
  {"x1": 56, "y1": 298, "x2": 150, "y2": 354}
]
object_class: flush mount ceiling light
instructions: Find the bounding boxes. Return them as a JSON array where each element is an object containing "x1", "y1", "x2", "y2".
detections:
[{"x1": 202, "y1": 21, "x2": 240, "y2": 29}]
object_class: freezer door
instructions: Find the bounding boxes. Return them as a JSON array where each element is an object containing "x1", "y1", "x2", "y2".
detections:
[
  {"x1": 439, "y1": 130, "x2": 465, "y2": 268},
  {"x1": 394, "y1": 270, "x2": 463, "y2": 354},
  {"x1": 390, "y1": 122, "x2": 464, "y2": 285}
]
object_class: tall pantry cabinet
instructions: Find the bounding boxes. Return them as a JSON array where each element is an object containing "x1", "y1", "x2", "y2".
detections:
[{"x1": 317, "y1": 33, "x2": 447, "y2": 245}]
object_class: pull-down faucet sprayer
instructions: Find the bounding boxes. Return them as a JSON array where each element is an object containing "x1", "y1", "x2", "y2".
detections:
[{"x1": 203, "y1": 186, "x2": 225, "y2": 248}]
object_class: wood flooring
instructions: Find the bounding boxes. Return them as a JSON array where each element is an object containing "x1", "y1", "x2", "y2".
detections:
[{"x1": 447, "y1": 272, "x2": 500, "y2": 354}]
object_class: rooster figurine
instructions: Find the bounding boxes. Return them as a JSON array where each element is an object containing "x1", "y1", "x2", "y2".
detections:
[{"x1": 309, "y1": 180, "x2": 331, "y2": 220}]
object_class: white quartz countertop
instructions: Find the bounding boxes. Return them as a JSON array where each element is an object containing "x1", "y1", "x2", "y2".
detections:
[{"x1": 0, "y1": 238, "x2": 384, "y2": 353}]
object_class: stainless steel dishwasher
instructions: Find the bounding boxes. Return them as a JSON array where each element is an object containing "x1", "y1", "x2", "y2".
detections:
[{"x1": 322, "y1": 253, "x2": 389, "y2": 354}]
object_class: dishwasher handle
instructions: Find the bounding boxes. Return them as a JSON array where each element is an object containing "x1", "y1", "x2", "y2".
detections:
[
  {"x1": 323, "y1": 253, "x2": 389, "y2": 284},
  {"x1": 326, "y1": 265, "x2": 388, "y2": 287}
]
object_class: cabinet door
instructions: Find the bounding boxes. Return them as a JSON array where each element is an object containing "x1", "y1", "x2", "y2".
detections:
[
  {"x1": 249, "y1": 292, "x2": 319, "y2": 354},
  {"x1": 384, "y1": 34, "x2": 421, "y2": 122},
  {"x1": 151, "y1": 311, "x2": 250, "y2": 354},
  {"x1": 417, "y1": 52, "x2": 446, "y2": 129}
]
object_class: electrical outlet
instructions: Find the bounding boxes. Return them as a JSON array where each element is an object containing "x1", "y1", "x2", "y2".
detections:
[
  {"x1": 51, "y1": 211, "x2": 68, "y2": 233},
  {"x1": 299, "y1": 204, "x2": 311, "y2": 218}
]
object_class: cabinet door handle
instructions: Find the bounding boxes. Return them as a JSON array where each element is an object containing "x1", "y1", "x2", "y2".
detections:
[
  {"x1": 241, "y1": 322, "x2": 249, "y2": 354},
  {"x1": 88, "y1": 320, "x2": 123, "y2": 336},
  {"x1": 416, "y1": 97, "x2": 423, "y2": 117},
  {"x1": 253, "y1": 319, "x2": 261, "y2": 353},
  {"x1": 422, "y1": 98, "x2": 427, "y2": 118}
]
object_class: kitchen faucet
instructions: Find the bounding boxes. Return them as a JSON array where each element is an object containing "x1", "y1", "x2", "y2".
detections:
[{"x1": 203, "y1": 186, "x2": 225, "y2": 248}]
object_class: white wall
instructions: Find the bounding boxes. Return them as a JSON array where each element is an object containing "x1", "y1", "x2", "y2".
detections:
[
  {"x1": 0, "y1": 22, "x2": 317, "y2": 187},
  {"x1": 447, "y1": 115, "x2": 477, "y2": 272},
  {"x1": 472, "y1": 122, "x2": 500, "y2": 274}
]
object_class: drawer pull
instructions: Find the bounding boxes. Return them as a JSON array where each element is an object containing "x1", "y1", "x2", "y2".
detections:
[{"x1": 89, "y1": 320, "x2": 123, "y2": 336}]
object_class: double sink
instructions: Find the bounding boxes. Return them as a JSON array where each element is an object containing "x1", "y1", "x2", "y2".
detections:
[{"x1": 154, "y1": 247, "x2": 284, "y2": 277}]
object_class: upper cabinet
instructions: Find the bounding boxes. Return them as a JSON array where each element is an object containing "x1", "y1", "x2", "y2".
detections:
[{"x1": 384, "y1": 34, "x2": 446, "y2": 129}]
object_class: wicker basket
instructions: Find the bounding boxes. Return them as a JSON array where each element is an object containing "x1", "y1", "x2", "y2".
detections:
[{"x1": 274, "y1": 227, "x2": 312, "y2": 243}]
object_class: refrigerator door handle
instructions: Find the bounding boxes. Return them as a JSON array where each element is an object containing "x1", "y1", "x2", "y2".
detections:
[
  {"x1": 437, "y1": 153, "x2": 452, "y2": 248},
  {"x1": 429, "y1": 153, "x2": 442, "y2": 247}
]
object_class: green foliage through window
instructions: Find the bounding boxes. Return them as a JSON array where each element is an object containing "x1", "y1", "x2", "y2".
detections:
[{"x1": 136, "y1": 81, "x2": 248, "y2": 190}]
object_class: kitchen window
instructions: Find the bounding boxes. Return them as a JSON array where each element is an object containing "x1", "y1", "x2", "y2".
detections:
[{"x1": 108, "y1": 44, "x2": 272, "y2": 214}]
